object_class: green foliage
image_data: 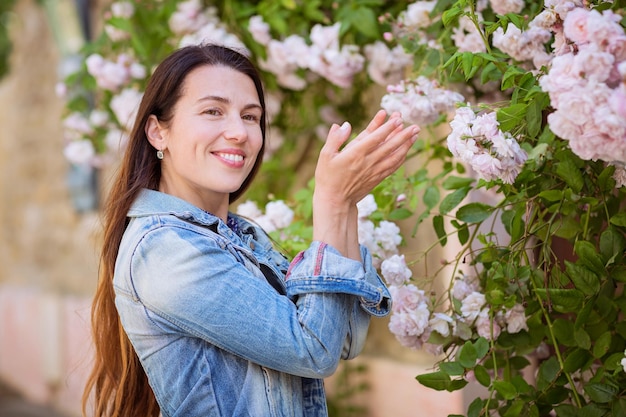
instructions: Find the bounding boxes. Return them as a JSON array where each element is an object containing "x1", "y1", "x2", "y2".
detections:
[
  {"x1": 326, "y1": 362, "x2": 370, "y2": 417},
  {"x1": 0, "y1": 0, "x2": 17, "y2": 80},
  {"x1": 358, "y1": 1, "x2": 626, "y2": 416}
]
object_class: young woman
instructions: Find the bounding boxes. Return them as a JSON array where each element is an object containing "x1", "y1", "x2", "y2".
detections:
[{"x1": 85, "y1": 43, "x2": 420, "y2": 417}]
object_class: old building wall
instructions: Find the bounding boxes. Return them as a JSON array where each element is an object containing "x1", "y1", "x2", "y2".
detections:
[
  {"x1": 0, "y1": 0, "x2": 101, "y2": 296},
  {"x1": 0, "y1": 1, "x2": 104, "y2": 414}
]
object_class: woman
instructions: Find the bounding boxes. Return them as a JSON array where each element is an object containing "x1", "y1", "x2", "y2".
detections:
[{"x1": 84, "y1": 43, "x2": 419, "y2": 417}]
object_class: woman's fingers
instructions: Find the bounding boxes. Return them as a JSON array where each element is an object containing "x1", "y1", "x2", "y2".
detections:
[
  {"x1": 315, "y1": 110, "x2": 420, "y2": 205},
  {"x1": 348, "y1": 113, "x2": 404, "y2": 151},
  {"x1": 357, "y1": 126, "x2": 418, "y2": 185},
  {"x1": 350, "y1": 122, "x2": 419, "y2": 172},
  {"x1": 322, "y1": 122, "x2": 353, "y2": 155}
]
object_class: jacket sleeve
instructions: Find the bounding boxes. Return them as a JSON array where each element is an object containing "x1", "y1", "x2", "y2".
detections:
[
  {"x1": 285, "y1": 241, "x2": 391, "y2": 317},
  {"x1": 285, "y1": 241, "x2": 392, "y2": 360},
  {"x1": 116, "y1": 225, "x2": 386, "y2": 379}
]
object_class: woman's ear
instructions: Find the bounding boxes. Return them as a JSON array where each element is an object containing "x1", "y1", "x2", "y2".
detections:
[{"x1": 145, "y1": 115, "x2": 167, "y2": 152}]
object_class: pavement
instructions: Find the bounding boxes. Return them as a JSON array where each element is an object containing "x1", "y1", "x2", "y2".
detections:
[{"x1": 0, "y1": 382, "x2": 69, "y2": 417}]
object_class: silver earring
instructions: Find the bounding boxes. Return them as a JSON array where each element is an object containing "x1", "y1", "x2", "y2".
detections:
[{"x1": 156, "y1": 149, "x2": 164, "y2": 160}]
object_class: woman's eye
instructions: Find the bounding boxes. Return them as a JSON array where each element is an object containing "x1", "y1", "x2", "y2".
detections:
[
  {"x1": 203, "y1": 108, "x2": 221, "y2": 116},
  {"x1": 243, "y1": 114, "x2": 261, "y2": 122}
]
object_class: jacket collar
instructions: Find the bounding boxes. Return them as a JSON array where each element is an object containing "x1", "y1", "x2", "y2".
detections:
[
  {"x1": 129, "y1": 188, "x2": 220, "y2": 227},
  {"x1": 129, "y1": 189, "x2": 260, "y2": 241}
]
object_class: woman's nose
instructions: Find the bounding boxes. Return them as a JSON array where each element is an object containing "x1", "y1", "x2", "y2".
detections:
[{"x1": 224, "y1": 115, "x2": 248, "y2": 142}]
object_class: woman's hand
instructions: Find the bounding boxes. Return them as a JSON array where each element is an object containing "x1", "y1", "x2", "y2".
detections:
[
  {"x1": 311, "y1": 110, "x2": 420, "y2": 260},
  {"x1": 314, "y1": 110, "x2": 419, "y2": 207}
]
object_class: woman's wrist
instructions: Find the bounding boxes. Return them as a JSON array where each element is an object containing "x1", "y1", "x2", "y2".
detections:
[{"x1": 312, "y1": 192, "x2": 360, "y2": 260}]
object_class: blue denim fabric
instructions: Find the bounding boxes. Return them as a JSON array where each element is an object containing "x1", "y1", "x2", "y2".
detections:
[{"x1": 113, "y1": 189, "x2": 391, "y2": 417}]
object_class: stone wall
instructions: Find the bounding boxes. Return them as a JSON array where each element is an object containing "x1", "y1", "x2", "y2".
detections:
[
  {"x1": 0, "y1": 0, "x2": 101, "y2": 297},
  {"x1": 0, "y1": 1, "x2": 103, "y2": 415}
]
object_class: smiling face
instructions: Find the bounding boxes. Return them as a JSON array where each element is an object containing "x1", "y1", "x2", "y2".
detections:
[{"x1": 145, "y1": 65, "x2": 264, "y2": 217}]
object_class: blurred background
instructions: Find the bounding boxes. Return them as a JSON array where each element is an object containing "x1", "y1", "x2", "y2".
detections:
[{"x1": 0, "y1": 1, "x2": 478, "y2": 416}]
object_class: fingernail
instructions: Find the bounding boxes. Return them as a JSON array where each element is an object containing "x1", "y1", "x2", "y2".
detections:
[
  {"x1": 411, "y1": 127, "x2": 420, "y2": 142},
  {"x1": 340, "y1": 121, "x2": 350, "y2": 131}
]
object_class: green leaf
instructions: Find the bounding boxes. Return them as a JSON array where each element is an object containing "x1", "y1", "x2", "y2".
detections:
[
  {"x1": 388, "y1": 208, "x2": 413, "y2": 220},
  {"x1": 458, "y1": 341, "x2": 478, "y2": 368},
  {"x1": 454, "y1": 221, "x2": 469, "y2": 245},
  {"x1": 502, "y1": 208, "x2": 525, "y2": 242},
  {"x1": 552, "y1": 318, "x2": 577, "y2": 347},
  {"x1": 563, "y1": 348, "x2": 591, "y2": 373},
  {"x1": 538, "y1": 189, "x2": 564, "y2": 202},
  {"x1": 493, "y1": 380, "x2": 517, "y2": 400},
  {"x1": 423, "y1": 185, "x2": 440, "y2": 209},
  {"x1": 440, "y1": 187, "x2": 470, "y2": 215},
  {"x1": 439, "y1": 361, "x2": 465, "y2": 376},
  {"x1": 480, "y1": 61, "x2": 500, "y2": 84},
  {"x1": 612, "y1": 397, "x2": 626, "y2": 416},
  {"x1": 600, "y1": 227, "x2": 626, "y2": 265},
  {"x1": 502, "y1": 65, "x2": 526, "y2": 90},
  {"x1": 348, "y1": 7, "x2": 380, "y2": 39},
  {"x1": 554, "y1": 404, "x2": 578, "y2": 417},
  {"x1": 497, "y1": 103, "x2": 527, "y2": 132},
  {"x1": 486, "y1": 289, "x2": 505, "y2": 306},
  {"x1": 502, "y1": 400, "x2": 525, "y2": 417},
  {"x1": 456, "y1": 203, "x2": 493, "y2": 223},
  {"x1": 461, "y1": 52, "x2": 474, "y2": 80},
  {"x1": 574, "y1": 241, "x2": 606, "y2": 276},
  {"x1": 574, "y1": 327, "x2": 591, "y2": 350},
  {"x1": 510, "y1": 375, "x2": 532, "y2": 394},
  {"x1": 610, "y1": 212, "x2": 626, "y2": 227},
  {"x1": 552, "y1": 216, "x2": 581, "y2": 240},
  {"x1": 433, "y1": 215, "x2": 447, "y2": 246},
  {"x1": 611, "y1": 265, "x2": 626, "y2": 282},
  {"x1": 416, "y1": 371, "x2": 451, "y2": 391},
  {"x1": 555, "y1": 159, "x2": 584, "y2": 194},
  {"x1": 581, "y1": 404, "x2": 608, "y2": 417},
  {"x1": 106, "y1": 16, "x2": 133, "y2": 31},
  {"x1": 565, "y1": 261, "x2": 600, "y2": 296},
  {"x1": 574, "y1": 299, "x2": 595, "y2": 328},
  {"x1": 528, "y1": 142, "x2": 549, "y2": 161},
  {"x1": 467, "y1": 397, "x2": 485, "y2": 417},
  {"x1": 597, "y1": 164, "x2": 617, "y2": 192},
  {"x1": 526, "y1": 96, "x2": 544, "y2": 138},
  {"x1": 535, "y1": 288, "x2": 584, "y2": 313},
  {"x1": 441, "y1": 6, "x2": 463, "y2": 27},
  {"x1": 442, "y1": 176, "x2": 474, "y2": 190},
  {"x1": 474, "y1": 337, "x2": 489, "y2": 359},
  {"x1": 593, "y1": 331, "x2": 612, "y2": 358},
  {"x1": 448, "y1": 379, "x2": 469, "y2": 391},
  {"x1": 605, "y1": 352, "x2": 625, "y2": 371},
  {"x1": 584, "y1": 383, "x2": 618, "y2": 403},
  {"x1": 473, "y1": 364, "x2": 491, "y2": 387},
  {"x1": 537, "y1": 356, "x2": 560, "y2": 386}
]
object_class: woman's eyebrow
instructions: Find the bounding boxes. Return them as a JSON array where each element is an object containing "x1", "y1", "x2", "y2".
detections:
[
  {"x1": 198, "y1": 95, "x2": 262, "y2": 111},
  {"x1": 197, "y1": 95, "x2": 229, "y2": 104}
]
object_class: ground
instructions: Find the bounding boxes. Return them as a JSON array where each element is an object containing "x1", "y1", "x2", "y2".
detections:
[{"x1": 0, "y1": 381, "x2": 69, "y2": 417}]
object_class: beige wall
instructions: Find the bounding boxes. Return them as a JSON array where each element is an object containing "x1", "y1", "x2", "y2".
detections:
[{"x1": 0, "y1": 0, "x2": 101, "y2": 296}]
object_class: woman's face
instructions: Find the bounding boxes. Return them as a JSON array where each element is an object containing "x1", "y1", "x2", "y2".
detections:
[{"x1": 147, "y1": 65, "x2": 264, "y2": 215}]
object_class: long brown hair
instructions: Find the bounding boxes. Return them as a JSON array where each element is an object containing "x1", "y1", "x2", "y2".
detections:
[{"x1": 83, "y1": 44, "x2": 267, "y2": 417}]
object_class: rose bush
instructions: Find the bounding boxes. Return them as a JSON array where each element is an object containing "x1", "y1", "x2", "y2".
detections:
[{"x1": 59, "y1": 1, "x2": 626, "y2": 416}]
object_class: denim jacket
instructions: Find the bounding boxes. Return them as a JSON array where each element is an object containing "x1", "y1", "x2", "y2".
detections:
[{"x1": 113, "y1": 189, "x2": 391, "y2": 417}]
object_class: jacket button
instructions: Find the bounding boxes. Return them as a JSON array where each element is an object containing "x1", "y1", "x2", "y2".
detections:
[{"x1": 250, "y1": 242, "x2": 255, "y2": 250}]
